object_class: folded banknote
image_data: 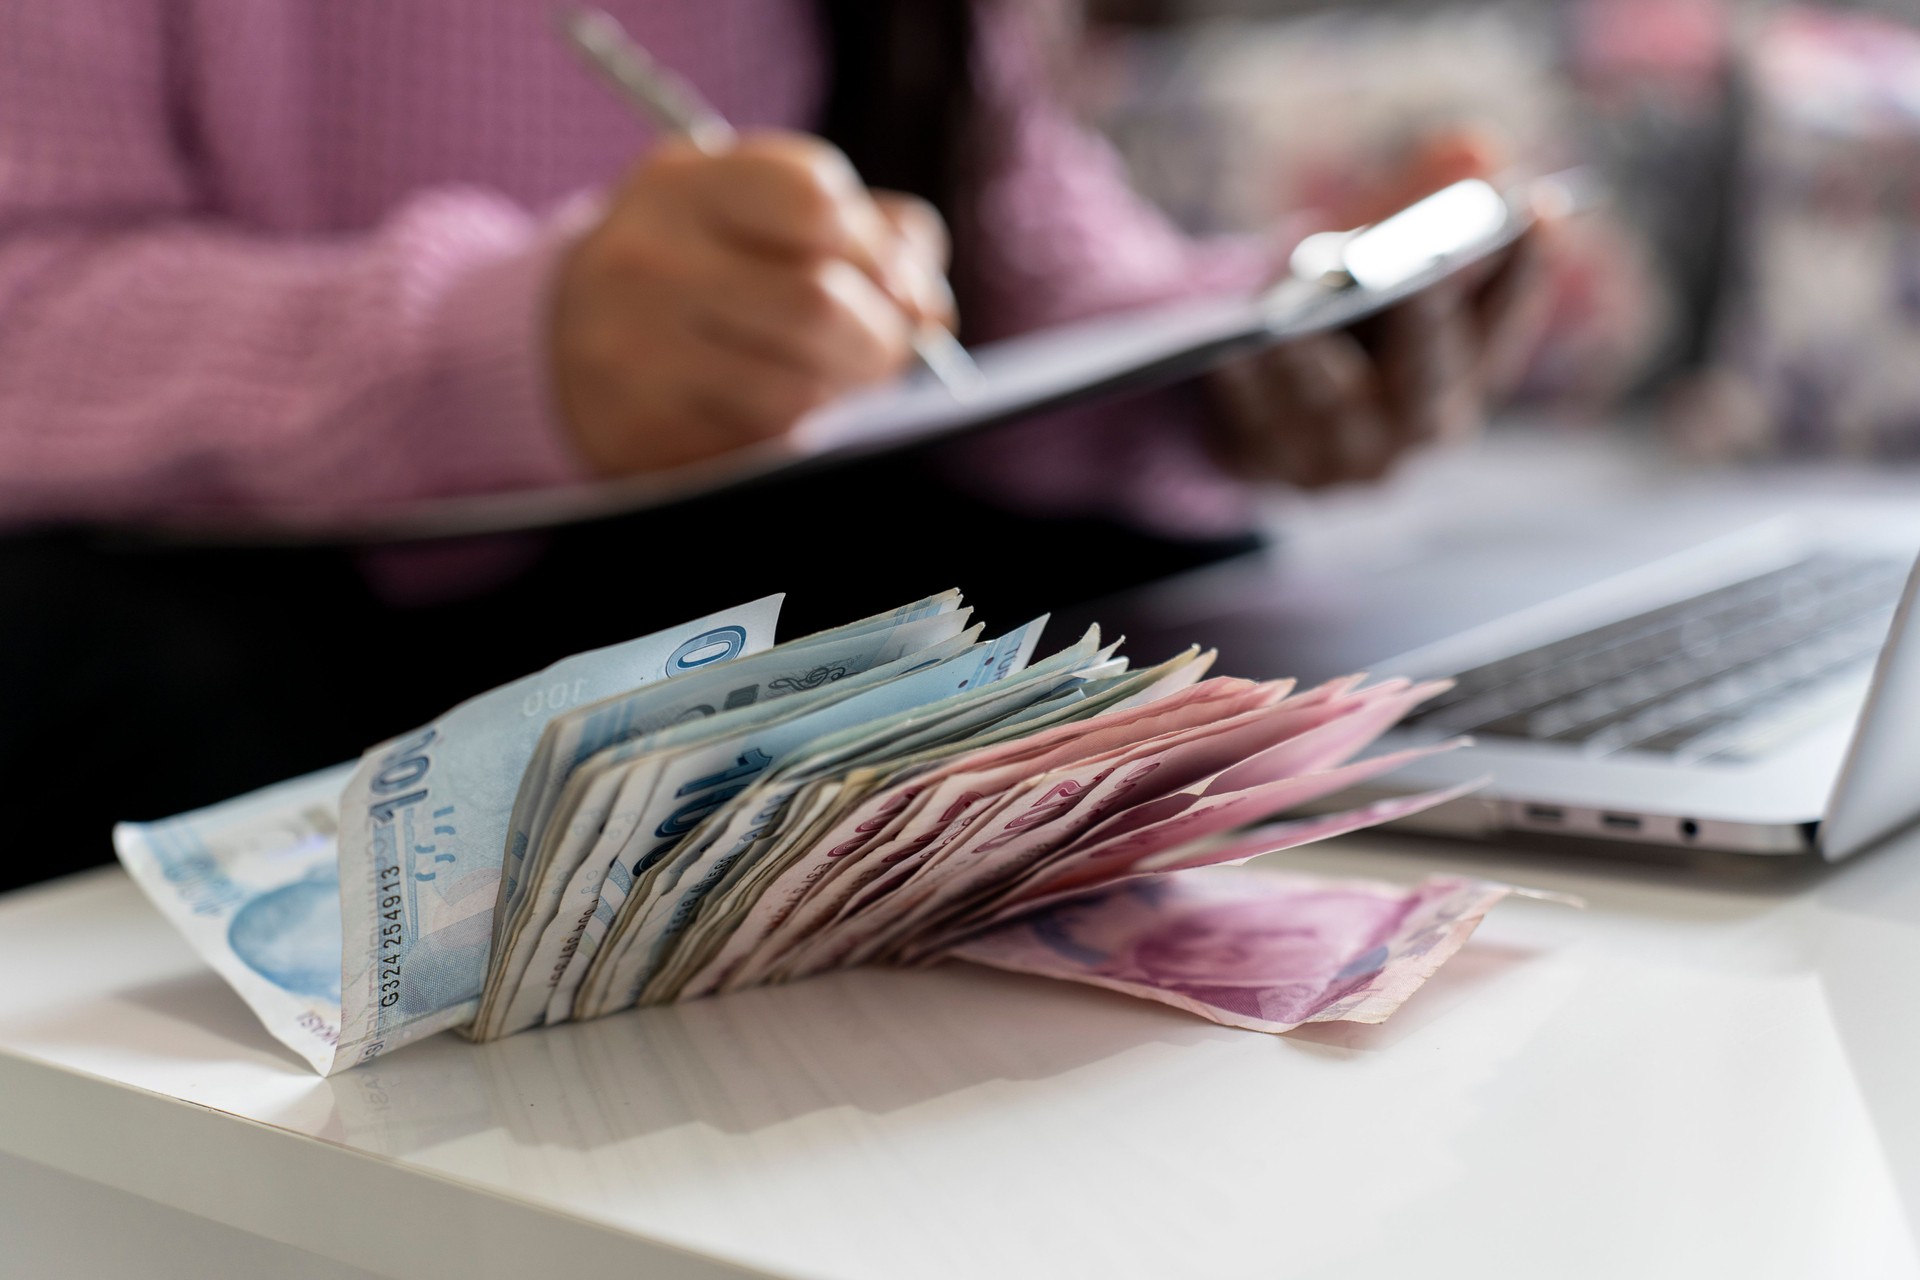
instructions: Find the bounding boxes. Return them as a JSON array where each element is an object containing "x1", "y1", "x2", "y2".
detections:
[{"x1": 116, "y1": 590, "x2": 1510, "y2": 1076}]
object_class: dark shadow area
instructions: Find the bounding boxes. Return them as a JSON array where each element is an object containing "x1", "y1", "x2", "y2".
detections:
[
  {"x1": 113, "y1": 970, "x2": 311, "y2": 1070},
  {"x1": 11, "y1": 968, "x2": 313, "y2": 1077}
]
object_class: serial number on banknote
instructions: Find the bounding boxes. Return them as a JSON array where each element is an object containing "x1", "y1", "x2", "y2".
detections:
[{"x1": 377, "y1": 863, "x2": 405, "y2": 1008}]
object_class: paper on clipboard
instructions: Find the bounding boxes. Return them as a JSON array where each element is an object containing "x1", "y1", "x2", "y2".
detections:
[{"x1": 178, "y1": 177, "x2": 1532, "y2": 544}]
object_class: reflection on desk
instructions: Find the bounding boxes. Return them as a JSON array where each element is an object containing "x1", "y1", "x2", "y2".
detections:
[{"x1": 3, "y1": 832, "x2": 1920, "y2": 1280}]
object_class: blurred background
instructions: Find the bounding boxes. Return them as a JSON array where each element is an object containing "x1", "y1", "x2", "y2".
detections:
[{"x1": 1071, "y1": 0, "x2": 1920, "y2": 463}]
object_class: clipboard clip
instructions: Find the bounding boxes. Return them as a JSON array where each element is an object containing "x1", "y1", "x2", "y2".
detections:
[
  {"x1": 1286, "y1": 177, "x2": 1514, "y2": 293},
  {"x1": 1284, "y1": 168, "x2": 1598, "y2": 295}
]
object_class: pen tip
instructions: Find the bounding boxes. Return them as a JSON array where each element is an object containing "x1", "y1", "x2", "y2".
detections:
[{"x1": 913, "y1": 328, "x2": 984, "y2": 402}]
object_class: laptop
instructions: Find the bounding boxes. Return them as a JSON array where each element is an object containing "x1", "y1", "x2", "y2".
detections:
[{"x1": 1348, "y1": 519, "x2": 1920, "y2": 861}]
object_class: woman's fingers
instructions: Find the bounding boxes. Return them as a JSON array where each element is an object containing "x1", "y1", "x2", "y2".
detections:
[
  {"x1": 553, "y1": 131, "x2": 966, "y2": 478},
  {"x1": 1209, "y1": 334, "x2": 1395, "y2": 489},
  {"x1": 666, "y1": 132, "x2": 947, "y2": 327},
  {"x1": 1364, "y1": 289, "x2": 1445, "y2": 447},
  {"x1": 871, "y1": 190, "x2": 959, "y2": 332},
  {"x1": 1471, "y1": 223, "x2": 1556, "y2": 398},
  {"x1": 692, "y1": 254, "x2": 915, "y2": 389},
  {"x1": 1304, "y1": 333, "x2": 1396, "y2": 484},
  {"x1": 671, "y1": 133, "x2": 871, "y2": 255},
  {"x1": 680, "y1": 347, "x2": 839, "y2": 449},
  {"x1": 1375, "y1": 281, "x2": 1488, "y2": 448},
  {"x1": 1206, "y1": 358, "x2": 1296, "y2": 481}
]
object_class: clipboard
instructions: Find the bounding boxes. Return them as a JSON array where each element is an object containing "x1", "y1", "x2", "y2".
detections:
[{"x1": 165, "y1": 176, "x2": 1541, "y2": 544}]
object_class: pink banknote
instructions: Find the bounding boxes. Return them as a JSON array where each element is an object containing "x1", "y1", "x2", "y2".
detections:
[
  {"x1": 943, "y1": 868, "x2": 1516, "y2": 1033},
  {"x1": 901, "y1": 778, "x2": 1486, "y2": 961}
]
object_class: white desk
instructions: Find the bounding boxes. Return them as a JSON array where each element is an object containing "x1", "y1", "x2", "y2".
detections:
[
  {"x1": 5, "y1": 832, "x2": 1920, "y2": 1280},
  {"x1": 12, "y1": 428, "x2": 1920, "y2": 1278}
]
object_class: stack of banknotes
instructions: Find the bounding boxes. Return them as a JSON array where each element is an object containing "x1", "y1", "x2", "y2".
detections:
[{"x1": 116, "y1": 590, "x2": 1518, "y2": 1077}]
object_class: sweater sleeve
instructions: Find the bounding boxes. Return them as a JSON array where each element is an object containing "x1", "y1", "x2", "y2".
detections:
[
  {"x1": 0, "y1": 1, "x2": 589, "y2": 528},
  {"x1": 944, "y1": 0, "x2": 1283, "y2": 538}
]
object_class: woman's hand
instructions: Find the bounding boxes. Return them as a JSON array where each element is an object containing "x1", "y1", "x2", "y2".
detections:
[
  {"x1": 550, "y1": 130, "x2": 954, "y2": 477},
  {"x1": 1204, "y1": 133, "x2": 1553, "y2": 490}
]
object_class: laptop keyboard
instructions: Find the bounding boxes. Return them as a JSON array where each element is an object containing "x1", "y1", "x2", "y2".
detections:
[{"x1": 1400, "y1": 552, "x2": 1911, "y2": 761}]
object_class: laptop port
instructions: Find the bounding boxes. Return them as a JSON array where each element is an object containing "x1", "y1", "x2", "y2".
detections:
[
  {"x1": 1601, "y1": 813, "x2": 1643, "y2": 831},
  {"x1": 1680, "y1": 819, "x2": 1700, "y2": 840},
  {"x1": 1522, "y1": 805, "x2": 1565, "y2": 823}
]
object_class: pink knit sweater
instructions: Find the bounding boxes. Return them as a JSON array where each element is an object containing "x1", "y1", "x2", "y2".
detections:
[{"x1": 0, "y1": 0, "x2": 1268, "y2": 537}]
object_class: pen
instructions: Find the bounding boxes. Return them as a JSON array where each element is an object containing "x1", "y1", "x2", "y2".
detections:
[{"x1": 559, "y1": 7, "x2": 985, "y2": 400}]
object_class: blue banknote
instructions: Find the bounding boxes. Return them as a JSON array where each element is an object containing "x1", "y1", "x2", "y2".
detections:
[
  {"x1": 115, "y1": 763, "x2": 355, "y2": 1073},
  {"x1": 327, "y1": 597, "x2": 782, "y2": 1072}
]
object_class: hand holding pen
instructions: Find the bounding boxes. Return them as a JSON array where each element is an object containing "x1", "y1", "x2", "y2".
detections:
[{"x1": 545, "y1": 9, "x2": 979, "y2": 479}]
